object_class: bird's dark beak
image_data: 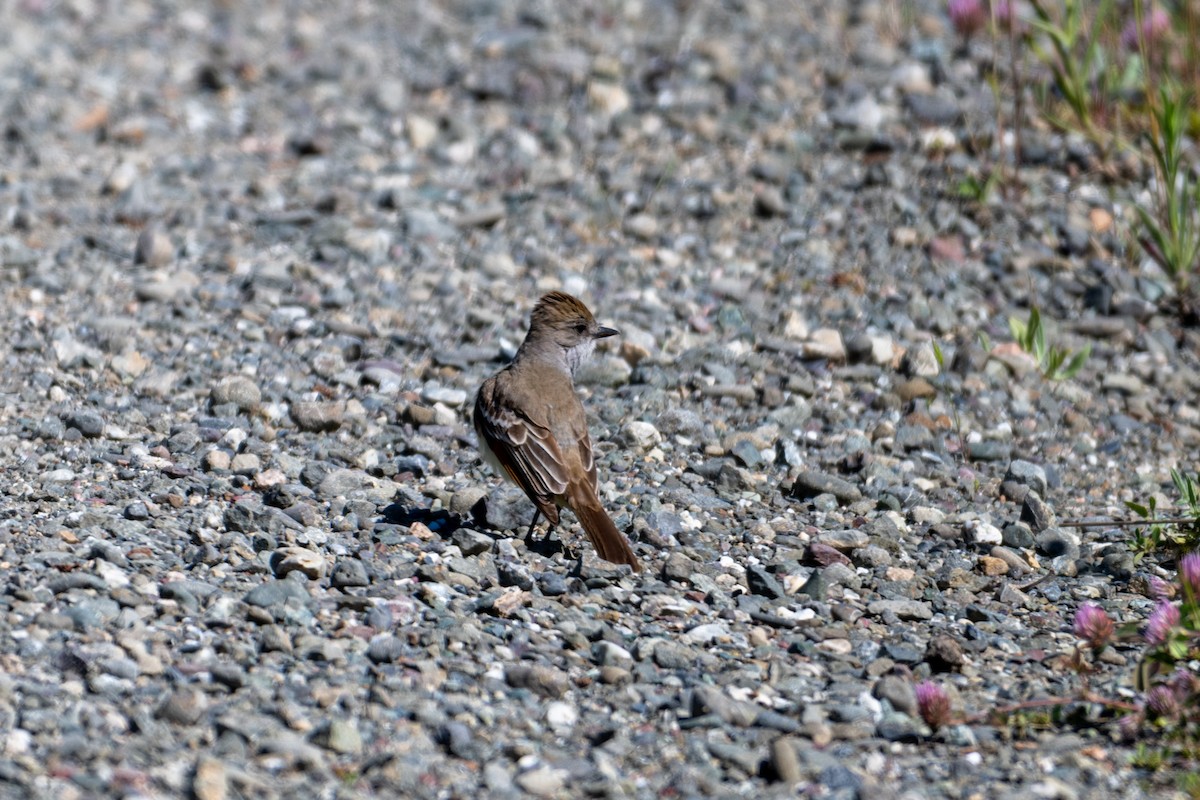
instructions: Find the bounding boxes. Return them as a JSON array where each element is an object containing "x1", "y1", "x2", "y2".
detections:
[{"x1": 596, "y1": 326, "x2": 619, "y2": 339}]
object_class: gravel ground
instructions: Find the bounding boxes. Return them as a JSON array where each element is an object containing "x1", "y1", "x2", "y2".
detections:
[{"x1": 0, "y1": 0, "x2": 1196, "y2": 798}]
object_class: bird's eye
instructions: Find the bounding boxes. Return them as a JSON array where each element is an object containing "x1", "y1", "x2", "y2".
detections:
[{"x1": 574, "y1": 323, "x2": 587, "y2": 333}]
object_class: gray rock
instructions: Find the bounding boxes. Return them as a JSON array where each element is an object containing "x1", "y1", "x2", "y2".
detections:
[
  {"x1": 790, "y1": 471, "x2": 863, "y2": 504},
  {"x1": 1035, "y1": 528, "x2": 1081, "y2": 560},
  {"x1": 867, "y1": 600, "x2": 933, "y2": 621},
  {"x1": 291, "y1": 401, "x2": 344, "y2": 432},
  {"x1": 1020, "y1": 491, "x2": 1057, "y2": 532},
  {"x1": 244, "y1": 579, "x2": 311, "y2": 608},
  {"x1": 64, "y1": 411, "x2": 104, "y2": 438},
  {"x1": 134, "y1": 226, "x2": 175, "y2": 267},
  {"x1": 212, "y1": 376, "x2": 262, "y2": 410},
  {"x1": 746, "y1": 564, "x2": 786, "y2": 598},
  {"x1": 1004, "y1": 460, "x2": 1048, "y2": 495},
  {"x1": 451, "y1": 528, "x2": 493, "y2": 556}
]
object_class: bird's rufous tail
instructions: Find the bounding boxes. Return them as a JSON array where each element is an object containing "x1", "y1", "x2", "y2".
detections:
[{"x1": 570, "y1": 487, "x2": 640, "y2": 571}]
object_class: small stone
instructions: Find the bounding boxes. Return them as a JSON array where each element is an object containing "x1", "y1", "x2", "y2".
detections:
[
  {"x1": 1002, "y1": 522, "x2": 1035, "y2": 549},
  {"x1": 599, "y1": 666, "x2": 631, "y2": 685},
  {"x1": 620, "y1": 420, "x2": 662, "y2": 449},
  {"x1": 325, "y1": 720, "x2": 362, "y2": 755},
  {"x1": 653, "y1": 640, "x2": 700, "y2": 670},
  {"x1": 64, "y1": 411, "x2": 105, "y2": 438},
  {"x1": 407, "y1": 114, "x2": 438, "y2": 149},
  {"x1": 157, "y1": 688, "x2": 206, "y2": 724},
  {"x1": 790, "y1": 471, "x2": 862, "y2": 505},
  {"x1": 1036, "y1": 528, "x2": 1080, "y2": 560},
  {"x1": 770, "y1": 737, "x2": 803, "y2": 784},
  {"x1": 538, "y1": 572, "x2": 568, "y2": 596},
  {"x1": 656, "y1": 407, "x2": 705, "y2": 436},
  {"x1": 895, "y1": 377, "x2": 936, "y2": 401},
  {"x1": 191, "y1": 756, "x2": 227, "y2": 800},
  {"x1": 367, "y1": 635, "x2": 404, "y2": 663},
  {"x1": 925, "y1": 634, "x2": 965, "y2": 673},
  {"x1": 978, "y1": 555, "x2": 1009, "y2": 575},
  {"x1": 270, "y1": 546, "x2": 327, "y2": 580},
  {"x1": 588, "y1": 80, "x2": 630, "y2": 115},
  {"x1": 244, "y1": 579, "x2": 311, "y2": 608},
  {"x1": 422, "y1": 385, "x2": 469, "y2": 407},
  {"x1": 575, "y1": 355, "x2": 632, "y2": 387},
  {"x1": 290, "y1": 401, "x2": 344, "y2": 432},
  {"x1": 204, "y1": 450, "x2": 232, "y2": 471},
  {"x1": 928, "y1": 235, "x2": 965, "y2": 262},
  {"x1": 803, "y1": 329, "x2": 846, "y2": 361},
  {"x1": 406, "y1": 208, "x2": 456, "y2": 240},
  {"x1": 593, "y1": 640, "x2": 633, "y2": 667},
  {"x1": 317, "y1": 468, "x2": 370, "y2": 498},
  {"x1": 989, "y1": 546, "x2": 1032, "y2": 574},
  {"x1": 969, "y1": 520, "x2": 1003, "y2": 546},
  {"x1": 134, "y1": 225, "x2": 174, "y2": 267},
  {"x1": 746, "y1": 564, "x2": 786, "y2": 599},
  {"x1": 754, "y1": 186, "x2": 789, "y2": 217},
  {"x1": 901, "y1": 342, "x2": 940, "y2": 377},
  {"x1": 212, "y1": 376, "x2": 261, "y2": 410},
  {"x1": 662, "y1": 551, "x2": 695, "y2": 582},
  {"x1": 1020, "y1": 491, "x2": 1057, "y2": 532},
  {"x1": 111, "y1": 349, "x2": 151, "y2": 379},
  {"x1": 230, "y1": 453, "x2": 260, "y2": 475},
  {"x1": 1004, "y1": 460, "x2": 1048, "y2": 495},
  {"x1": 867, "y1": 599, "x2": 933, "y2": 621},
  {"x1": 730, "y1": 439, "x2": 763, "y2": 468},
  {"x1": 451, "y1": 528, "x2": 493, "y2": 557},
  {"x1": 544, "y1": 701, "x2": 577, "y2": 733},
  {"x1": 872, "y1": 674, "x2": 918, "y2": 716},
  {"x1": 797, "y1": 570, "x2": 828, "y2": 600},
  {"x1": 516, "y1": 765, "x2": 567, "y2": 798},
  {"x1": 123, "y1": 501, "x2": 150, "y2": 521},
  {"x1": 505, "y1": 664, "x2": 569, "y2": 698},
  {"x1": 624, "y1": 213, "x2": 659, "y2": 240},
  {"x1": 807, "y1": 542, "x2": 851, "y2": 567}
]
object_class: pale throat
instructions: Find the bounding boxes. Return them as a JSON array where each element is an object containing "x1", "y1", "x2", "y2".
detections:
[{"x1": 564, "y1": 338, "x2": 596, "y2": 376}]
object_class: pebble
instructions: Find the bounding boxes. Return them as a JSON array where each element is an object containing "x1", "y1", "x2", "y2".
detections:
[
  {"x1": 0, "y1": 4, "x2": 1174, "y2": 797},
  {"x1": 791, "y1": 471, "x2": 863, "y2": 504},
  {"x1": 290, "y1": 401, "x2": 345, "y2": 432},
  {"x1": 621, "y1": 420, "x2": 662, "y2": 449},
  {"x1": 133, "y1": 225, "x2": 174, "y2": 267},
  {"x1": 210, "y1": 376, "x2": 262, "y2": 410},
  {"x1": 1004, "y1": 460, "x2": 1049, "y2": 495}
]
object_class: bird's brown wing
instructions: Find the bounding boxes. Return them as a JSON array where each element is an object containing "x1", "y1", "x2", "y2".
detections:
[
  {"x1": 574, "y1": 417, "x2": 600, "y2": 491},
  {"x1": 474, "y1": 377, "x2": 568, "y2": 522}
]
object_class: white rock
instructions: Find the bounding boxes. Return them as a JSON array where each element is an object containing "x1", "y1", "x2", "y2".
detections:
[
  {"x1": 869, "y1": 335, "x2": 895, "y2": 365},
  {"x1": 683, "y1": 623, "x2": 729, "y2": 645},
  {"x1": 803, "y1": 328, "x2": 846, "y2": 361},
  {"x1": 407, "y1": 114, "x2": 438, "y2": 149},
  {"x1": 545, "y1": 701, "x2": 578, "y2": 733},
  {"x1": 621, "y1": 420, "x2": 662, "y2": 449},
  {"x1": 969, "y1": 521, "x2": 1003, "y2": 546}
]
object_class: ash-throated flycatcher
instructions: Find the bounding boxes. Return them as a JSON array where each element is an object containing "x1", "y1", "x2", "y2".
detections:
[{"x1": 474, "y1": 291, "x2": 641, "y2": 571}]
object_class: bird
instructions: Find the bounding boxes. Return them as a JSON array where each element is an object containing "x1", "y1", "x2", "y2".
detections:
[{"x1": 473, "y1": 291, "x2": 641, "y2": 571}]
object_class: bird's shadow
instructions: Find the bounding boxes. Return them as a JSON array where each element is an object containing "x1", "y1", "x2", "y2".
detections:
[
  {"x1": 380, "y1": 499, "x2": 570, "y2": 559},
  {"x1": 380, "y1": 503, "x2": 461, "y2": 535}
]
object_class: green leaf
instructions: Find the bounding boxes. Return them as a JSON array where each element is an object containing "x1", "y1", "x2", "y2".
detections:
[
  {"x1": 1009, "y1": 315, "x2": 1026, "y2": 344},
  {"x1": 1167, "y1": 638, "x2": 1189, "y2": 660},
  {"x1": 1125, "y1": 500, "x2": 1149, "y2": 518},
  {"x1": 1063, "y1": 344, "x2": 1090, "y2": 378}
]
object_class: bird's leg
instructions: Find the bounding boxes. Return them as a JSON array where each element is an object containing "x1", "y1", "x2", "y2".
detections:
[
  {"x1": 525, "y1": 508, "x2": 542, "y2": 540},
  {"x1": 558, "y1": 523, "x2": 577, "y2": 562}
]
